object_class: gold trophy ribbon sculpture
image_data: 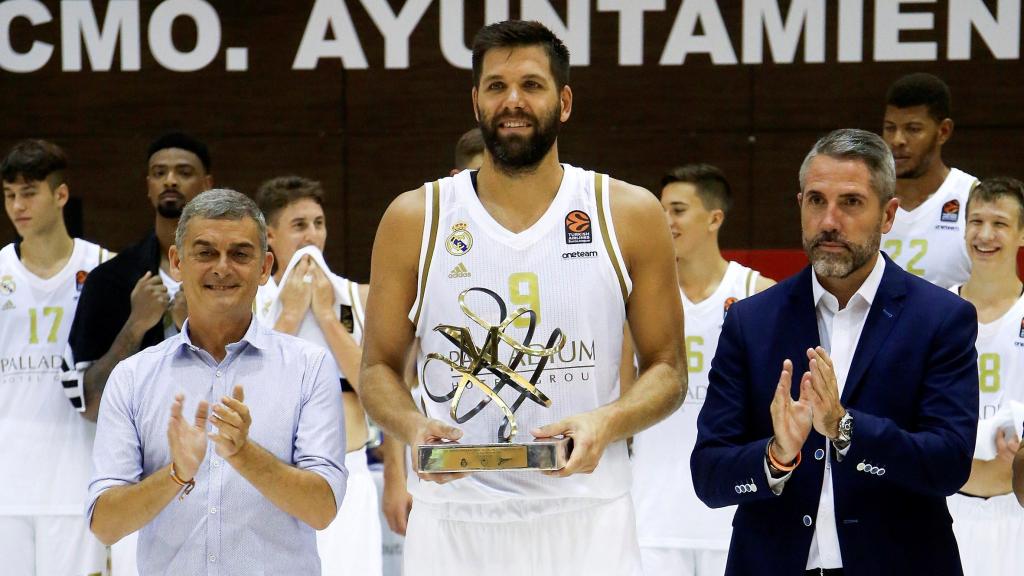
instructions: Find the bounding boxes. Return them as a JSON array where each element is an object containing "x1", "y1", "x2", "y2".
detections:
[{"x1": 418, "y1": 287, "x2": 571, "y2": 472}]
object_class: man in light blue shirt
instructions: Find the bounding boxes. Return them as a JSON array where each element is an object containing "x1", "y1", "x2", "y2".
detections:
[{"x1": 87, "y1": 188, "x2": 347, "y2": 575}]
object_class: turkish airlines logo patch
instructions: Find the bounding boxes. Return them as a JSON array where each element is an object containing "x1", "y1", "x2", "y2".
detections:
[
  {"x1": 941, "y1": 199, "x2": 960, "y2": 222},
  {"x1": 565, "y1": 210, "x2": 592, "y2": 245}
]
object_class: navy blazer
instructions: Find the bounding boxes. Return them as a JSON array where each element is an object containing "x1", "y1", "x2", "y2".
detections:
[{"x1": 691, "y1": 255, "x2": 978, "y2": 575}]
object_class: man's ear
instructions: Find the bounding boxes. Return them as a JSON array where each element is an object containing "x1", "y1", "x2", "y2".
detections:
[
  {"x1": 259, "y1": 251, "x2": 274, "y2": 286},
  {"x1": 937, "y1": 118, "x2": 954, "y2": 146},
  {"x1": 169, "y1": 244, "x2": 183, "y2": 282},
  {"x1": 54, "y1": 183, "x2": 70, "y2": 209}
]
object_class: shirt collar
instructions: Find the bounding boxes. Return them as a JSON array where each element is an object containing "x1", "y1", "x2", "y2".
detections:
[
  {"x1": 175, "y1": 314, "x2": 271, "y2": 354},
  {"x1": 811, "y1": 252, "x2": 886, "y2": 312}
]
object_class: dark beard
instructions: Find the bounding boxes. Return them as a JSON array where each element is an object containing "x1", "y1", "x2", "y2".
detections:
[
  {"x1": 479, "y1": 105, "x2": 561, "y2": 175},
  {"x1": 157, "y1": 201, "x2": 184, "y2": 219}
]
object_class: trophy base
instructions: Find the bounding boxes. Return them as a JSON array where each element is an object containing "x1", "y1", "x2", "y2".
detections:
[{"x1": 417, "y1": 437, "x2": 573, "y2": 472}]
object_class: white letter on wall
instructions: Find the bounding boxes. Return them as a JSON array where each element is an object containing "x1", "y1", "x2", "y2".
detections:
[
  {"x1": 596, "y1": 0, "x2": 665, "y2": 66},
  {"x1": 742, "y1": 0, "x2": 825, "y2": 64},
  {"x1": 948, "y1": 0, "x2": 1020, "y2": 60},
  {"x1": 361, "y1": 0, "x2": 431, "y2": 69},
  {"x1": 660, "y1": 0, "x2": 738, "y2": 65},
  {"x1": 874, "y1": 0, "x2": 937, "y2": 62},
  {"x1": 521, "y1": 0, "x2": 590, "y2": 66},
  {"x1": 440, "y1": 0, "x2": 509, "y2": 69},
  {"x1": 293, "y1": 0, "x2": 368, "y2": 70},
  {"x1": 61, "y1": 0, "x2": 140, "y2": 71},
  {"x1": 837, "y1": 0, "x2": 863, "y2": 62},
  {"x1": 148, "y1": 0, "x2": 220, "y2": 72},
  {"x1": 0, "y1": 0, "x2": 53, "y2": 73}
]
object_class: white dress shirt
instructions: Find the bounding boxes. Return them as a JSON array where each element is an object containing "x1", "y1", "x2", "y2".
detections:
[{"x1": 765, "y1": 253, "x2": 886, "y2": 570}]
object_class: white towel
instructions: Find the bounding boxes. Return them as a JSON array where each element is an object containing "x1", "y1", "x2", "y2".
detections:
[
  {"x1": 974, "y1": 400, "x2": 1024, "y2": 460},
  {"x1": 261, "y1": 246, "x2": 364, "y2": 377}
]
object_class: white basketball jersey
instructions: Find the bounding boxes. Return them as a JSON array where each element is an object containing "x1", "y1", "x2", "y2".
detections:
[
  {"x1": 949, "y1": 287, "x2": 1024, "y2": 534},
  {"x1": 0, "y1": 239, "x2": 111, "y2": 515},
  {"x1": 409, "y1": 166, "x2": 633, "y2": 504},
  {"x1": 882, "y1": 168, "x2": 977, "y2": 289},
  {"x1": 632, "y1": 262, "x2": 759, "y2": 550},
  {"x1": 955, "y1": 289, "x2": 1024, "y2": 422}
]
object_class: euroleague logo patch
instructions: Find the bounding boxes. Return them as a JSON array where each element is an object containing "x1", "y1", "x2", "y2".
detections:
[
  {"x1": 1019, "y1": 316, "x2": 1024, "y2": 339},
  {"x1": 723, "y1": 297, "x2": 738, "y2": 319},
  {"x1": 564, "y1": 210, "x2": 592, "y2": 245},
  {"x1": 941, "y1": 199, "x2": 960, "y2": 222},
  {"x1": 75, "y1": 270, "x2": 88, "y2": 292}
]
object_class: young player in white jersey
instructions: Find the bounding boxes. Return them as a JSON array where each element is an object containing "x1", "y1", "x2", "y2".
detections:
[
  {"x1": 253, "y1": 176, "x2": 381, "y2": 576},
  {"x1": 632, "y1": 165, "x2": 774, "y2": 576},
  {"x1": 946, "y1": 177, "x2": 1024, "y2": 576},
  {"x1": 881, "y1": 73, "x2": 978, "y2": 288},
  {"x1": 0, "y1": 140, "x2": 112, "y2": 575},
  {"x1": 359, "y1": 21, "x2": 685, "y2": 576}
]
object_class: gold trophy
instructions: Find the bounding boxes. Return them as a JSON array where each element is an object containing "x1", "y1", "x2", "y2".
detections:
[{"x1": 417, "y1": 288, "x2": 572, "y2": 472}]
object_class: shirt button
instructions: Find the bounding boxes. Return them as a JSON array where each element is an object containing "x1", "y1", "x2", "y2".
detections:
[
  {"x1": 814, "y1": 448, "x2": 825, "y2": 461},
  {"x1": 209, "y1": 506, "x2": 218, "y2": 515},
  {"x1": 215, "y1": 371, "x2": 222, "y2": 378},
  {"x1": 212, "y1": 459, "x2": 221, "y2": 467},
  {"x1": 208, "y1": 554, "x2": 217, "y2": 563},
  {"x1": 803, "y1": 515, "x2": 813, "y2": 527}
]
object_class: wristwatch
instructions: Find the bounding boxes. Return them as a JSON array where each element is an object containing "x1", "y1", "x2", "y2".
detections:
[{"x1": 832, "y1": 411, "x2": 853, "y2": 452}]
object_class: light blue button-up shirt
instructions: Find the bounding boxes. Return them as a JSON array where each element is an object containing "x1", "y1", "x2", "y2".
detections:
[{"x1": 88, "y1": 317, "x2": 347, "y2": 576}]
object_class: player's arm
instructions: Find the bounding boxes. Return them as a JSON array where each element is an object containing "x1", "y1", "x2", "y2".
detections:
[
  {"x1": 1014, "y1": 441, "x2": 1024, "y2": 506},
  {"x1": 535, "y1": 180, "x2": 686, "y2": 476},
  {"x1": 75, "y1": 270, "x2": 168, "y2": 421},
  {"x1": 961, "y1": 429, "x2": 1020, "y2": 497},
  {"x1": 380, "y1": 433, "x2": 414, "y2": 535}
]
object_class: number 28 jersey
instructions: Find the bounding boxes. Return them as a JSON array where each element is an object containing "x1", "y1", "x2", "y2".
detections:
[
  {"x1": 0, "y1": 239, "x2": 112, "y2": 515},
  {"x1": 409, "y1": 166, "x2": 632, "y2": 505}
]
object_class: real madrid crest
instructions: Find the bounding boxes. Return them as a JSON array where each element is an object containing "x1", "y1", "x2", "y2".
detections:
[
  {"x1": 0, "y1": 275, "x2": 15, "y2": 295},
  {"x1": 446, "y1": 222, "x2": 473, "y2": 256}
]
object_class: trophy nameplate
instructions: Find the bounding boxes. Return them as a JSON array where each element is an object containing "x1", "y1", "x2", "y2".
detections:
[{"x1": 417, "y1": 287, "x2": 572, "y2": 473}]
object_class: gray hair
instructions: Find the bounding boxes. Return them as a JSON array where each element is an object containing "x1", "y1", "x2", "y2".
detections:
[
  {"x1": 798, "y1": 129, "x2": 896, "y2": 203},
  {"x1": 175, "y1": 188, "x2": 267, "y2": 254}
]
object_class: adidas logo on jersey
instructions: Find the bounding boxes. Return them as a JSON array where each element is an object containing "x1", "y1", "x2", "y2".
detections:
[
  {"x1": 1, "y1": 300, "x2": 12, "y2": 311},
  {"x1": 448, "y1": 263, "x2": 471, "y2": 278}
]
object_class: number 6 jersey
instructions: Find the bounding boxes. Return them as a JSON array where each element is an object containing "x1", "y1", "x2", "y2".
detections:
[
  {"x1": 408, "y1": 165, "x2": 632, "y2": 505},
  {"x1": 0, "y1": 238, "x2": 111, "y2": 515}
]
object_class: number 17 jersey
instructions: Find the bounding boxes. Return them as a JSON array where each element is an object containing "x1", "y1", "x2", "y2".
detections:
[
  {"x1": 0, "y1": 239, "x2": 111, "y2": 515},
  {"x1": 409, "y1": 165, "x2": 633, "y2": 505}
]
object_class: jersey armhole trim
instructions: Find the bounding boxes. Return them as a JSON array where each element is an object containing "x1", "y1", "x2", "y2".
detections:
[
  {"x1": 745, "y1": 269, "x2": 758, "y2": 298},
  {"x1": 410, "y1": 181, "x2": 441, "y2": 326},
  {"x1": 348, "y1": 280, "x2": 365, "y2": 336},
  {"x1": 594, "y1": 172, "x2": 630, "y2": 308}
]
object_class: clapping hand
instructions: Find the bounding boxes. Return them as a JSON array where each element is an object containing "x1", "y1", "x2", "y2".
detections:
[
  {"x1": 769, "y1": 359, "x2": 813, "y2": 463},
  {"x1": 210, "y1": 384, "x2": 251, "y2": 459},
  {"x1": 167, "y1": 393, "x2": 209, "y2": 481}
]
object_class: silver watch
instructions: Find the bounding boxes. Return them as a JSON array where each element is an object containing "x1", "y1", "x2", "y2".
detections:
[{"x1": 833, "y1": 411, "x2": 853, "y2": 451}]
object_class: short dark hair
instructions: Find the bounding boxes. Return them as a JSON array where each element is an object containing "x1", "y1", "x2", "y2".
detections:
[
  {"x1": 967, "y1": 177, "x2": 1024, "y2": 228},
  {"x1": 471, "y1": 20, "x2": 570, "y2": 90},
  {"x1": 147, "y1": 131, "x2": 211, "y2": 172},
  {"x1": 255, "y1": 175, "x2": 325, "y2": 225},
  {"x1": 659, "y1": 164, "x2": 733, "y2": 216},
  {"x1": 1, "y1": 139, "x2": 68, "y2": 190},
  {"x1": 886, "y1": 73, "x2": 952, "y2": 122},
  {"x1": 454, "y1": 128, "x2": 484, "y2": 170}
]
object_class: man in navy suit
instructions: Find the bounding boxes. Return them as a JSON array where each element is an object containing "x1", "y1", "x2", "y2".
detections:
[{"x1": 691, "y1": 128, "x2": 978, "y2": 575}]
